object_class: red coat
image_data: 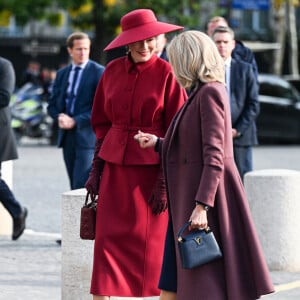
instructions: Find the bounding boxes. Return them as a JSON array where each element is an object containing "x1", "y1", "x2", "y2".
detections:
[
  {"x1": 92, "y1": 54, "x2": 187, "y2": 165},
  {"x1": 161, "y1": 82, "x2": 274, "y2": 300},
  {"x1": 90, "y1": 54, "x2": 187, "y2": 297}
]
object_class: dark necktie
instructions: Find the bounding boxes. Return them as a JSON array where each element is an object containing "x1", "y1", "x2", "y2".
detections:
[{"x1": 66, "y1": 66, "x2": 81, "y2": 115}]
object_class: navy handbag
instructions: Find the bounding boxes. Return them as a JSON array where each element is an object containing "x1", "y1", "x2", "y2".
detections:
[{"x1": 177, "y1": 221, "x2": 222, "y2": 269}]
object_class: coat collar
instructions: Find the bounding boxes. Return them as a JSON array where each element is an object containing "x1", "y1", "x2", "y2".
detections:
[
  {"x1": 124, "y1": 53, "x2": 158, "y2": 73},
  {"x1": 165, "y1": 82, "x2": 202, "y2": 149}
]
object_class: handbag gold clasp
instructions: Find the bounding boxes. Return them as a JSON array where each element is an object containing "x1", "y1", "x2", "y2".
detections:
[{"x1": 195, "y1": 237, "x2": 202, "y2": 245}]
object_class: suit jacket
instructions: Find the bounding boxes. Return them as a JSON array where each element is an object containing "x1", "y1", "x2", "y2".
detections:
[
  {"x1": 47, "y1": 60, "x2": 104, "y2": 148},
  {"x1": 0, "y1": 57, "x2": 18, "y2": 162},
  {"x1": 233, "y1": 40, "x2": 258, "y2": 80},
  {"x1": 229, "y1": 58, "x2": 259, "y2": 146}
]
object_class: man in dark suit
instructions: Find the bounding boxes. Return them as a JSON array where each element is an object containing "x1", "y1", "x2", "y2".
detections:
[
  {"x1": 48, "y1": 32, "x2": 105, "y2": 190},
  {"x1": 0, "y1": 56, "x2": 28, "y2": 240},
  {"x1": 206, "y1": 16, "x2": 258, "y2": 81},
  {"x1": 212, "y1": 26, "x2": 260, "y2": 180}
]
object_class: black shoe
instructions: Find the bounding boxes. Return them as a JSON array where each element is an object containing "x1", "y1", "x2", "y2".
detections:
[
  {"x1": 12, "y1": 207, "x2": 28, "y2": 240},
  {"x1": 56, "y1": 239, "x2": 61, "y2": 245}
]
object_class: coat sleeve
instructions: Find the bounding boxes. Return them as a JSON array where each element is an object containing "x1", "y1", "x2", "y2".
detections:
[
  {"x1": 195, "y1": 85, "x2": 226, "y2": 207},
  {"x1": 0, "y1": 59, "x2": 15, "y2": 109}
]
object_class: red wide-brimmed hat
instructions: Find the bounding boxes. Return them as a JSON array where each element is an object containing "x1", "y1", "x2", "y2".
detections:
[{"x1": 104, "y1": 9, "x2": 183, "y2": 51}]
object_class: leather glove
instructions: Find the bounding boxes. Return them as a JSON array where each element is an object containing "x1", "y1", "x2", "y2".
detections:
[
  {"x1": 148, "y1": 167, "x2": 168, "y2": 215},
  {"x1": 85, "y1": 138, "x2": 105, "y2": 198}
]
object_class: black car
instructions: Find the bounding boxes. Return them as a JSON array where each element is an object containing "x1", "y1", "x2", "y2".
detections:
[
  {"x1": 256, "y1": 74, "x2": 300, "y2": 143},
  {"x1": 283, "y1": 75, "x2": 300, "y2": 93}
]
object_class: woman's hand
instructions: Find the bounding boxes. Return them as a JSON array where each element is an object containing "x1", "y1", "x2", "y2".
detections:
[
  {"x1": 134, "y1": 130, "x2": 158, "y2": 149},
  {"x1": 189, "y1": 204, "x2": 208, "y2": 230}
]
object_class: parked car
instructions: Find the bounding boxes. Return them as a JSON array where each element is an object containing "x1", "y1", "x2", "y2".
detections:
[
  {"x1": 257, "y1": 74, "x2": 300, "y2": 143},
  {"x1": 283, "y1": 75, "x2": 300, "y2": 93}
]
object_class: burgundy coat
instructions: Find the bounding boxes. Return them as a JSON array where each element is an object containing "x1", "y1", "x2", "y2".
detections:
[{"x1": 161, "y1": 82, "x2": 274, "y2": 300}]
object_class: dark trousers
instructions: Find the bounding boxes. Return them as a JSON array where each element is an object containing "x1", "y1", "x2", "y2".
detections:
[
  {"x1": 158, "y1": 216, "x2": 177, "y2": 292},
  {"x1": 62, "y1": 130, "x2": 94, "y2": 190},
  {"x1": 0, "y1": 163, "x2": 22, "y2": 218},
  {"x1": 233, "y1": 145, "x2": 253, "y2": 181}
]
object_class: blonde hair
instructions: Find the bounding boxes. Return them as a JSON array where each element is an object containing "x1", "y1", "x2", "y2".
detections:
[
  {"x1": 206, "y1": 16, "x2": 228, "y2": 36},
  {"x1": 208, "y1": 16, "x2": 228, "y2": 27},
  {"x1": 167, "y1": 30, "x2": 225, "y2": 89}
]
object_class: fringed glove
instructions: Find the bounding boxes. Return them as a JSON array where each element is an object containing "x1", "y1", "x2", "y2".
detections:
[
  {"x1": 148, "y1": 167, "x2": 168, "y2": 215},
  {"x1": 85, "y1": 138, "x2": 105, "y2": 198}
]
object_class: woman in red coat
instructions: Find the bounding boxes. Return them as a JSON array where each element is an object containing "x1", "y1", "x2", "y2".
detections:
[
  {"x1": 84, "y1": 9, "x2": 187, "y2": 300},
  {"x1": 135, "y1": 31, "x2": 274, "y2": 300}
]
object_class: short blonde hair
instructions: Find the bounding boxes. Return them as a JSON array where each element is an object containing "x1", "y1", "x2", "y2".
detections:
[
  {"x1": 206, "y1": 16, "x2": 228, "y2": 36},
  {"x1": 167, "y1": 30, "x2": 225, "y2": 89},
  {"x1": 208, "y1": 16, "x2": 228, "y2": 28}
]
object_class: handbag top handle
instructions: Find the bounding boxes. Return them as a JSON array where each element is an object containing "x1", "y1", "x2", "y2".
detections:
[
  {"x1": 85, "y1": 192, "x2": 98, "y2": 207},
  {"x1": 177, "y1": 221, "x2": 211, "y2": 242}
]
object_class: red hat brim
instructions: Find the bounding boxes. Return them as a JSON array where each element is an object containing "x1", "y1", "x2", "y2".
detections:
[{"x1": 104, "y1": 10, "x2": 183, "y2": 51}]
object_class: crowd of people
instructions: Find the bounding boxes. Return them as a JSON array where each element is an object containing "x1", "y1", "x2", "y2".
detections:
[
  {"x1": 1, "y1": 8, "x2": 276, "y2": 300},
  {"x1": 19, "y1": 60, "x2": 58, "y2": 101}
]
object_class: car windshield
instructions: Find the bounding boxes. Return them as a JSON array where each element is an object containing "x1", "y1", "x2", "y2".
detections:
[{"x1": 259, "y1": 75, "x2": 300, "y2": 101}]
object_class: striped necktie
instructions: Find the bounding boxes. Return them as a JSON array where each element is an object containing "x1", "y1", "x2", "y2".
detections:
[{"x1": 66, "y1": 66, "x2": 81, "y2": 115}]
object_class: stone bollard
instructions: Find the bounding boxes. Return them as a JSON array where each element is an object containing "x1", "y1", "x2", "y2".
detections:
[
  {"x1": 61, "y1": 188, "x2": 159, "y2": 300},
  {"x1": 0, "y1": 161, "x2": 13, "y2": 236},
  {"x1": 244, "y1": 169, "x2": 300, "y2": 271},
  {"x1": 61, "y1": 189, "x2": 94, "y2": 300}
]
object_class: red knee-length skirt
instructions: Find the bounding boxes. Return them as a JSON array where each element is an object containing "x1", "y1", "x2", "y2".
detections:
[{"x1": 90, "y1": 162, "x2": 168, "y2": 297}]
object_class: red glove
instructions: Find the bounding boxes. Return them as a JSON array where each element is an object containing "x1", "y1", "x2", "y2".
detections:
[
  {"x1": 148, "y1": 167, "x2": 168, "y2": 215},
  {"x1": 85, "y1": 139, "x2": 105, "y2": 198}
]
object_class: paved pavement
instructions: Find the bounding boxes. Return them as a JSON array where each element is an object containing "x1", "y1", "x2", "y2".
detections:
[{"x1": 0, "y1": 139, "x2": 300, "y2": 299}]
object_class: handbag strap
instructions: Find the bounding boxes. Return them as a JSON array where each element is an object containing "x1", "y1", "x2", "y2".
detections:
[{"x1": 85, "y1": 192, "x2": 97, "y2": 207}]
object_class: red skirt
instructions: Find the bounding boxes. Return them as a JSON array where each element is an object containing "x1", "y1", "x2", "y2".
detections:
[{"x1": 90, "y1": 162, "x2": 168, "y2": 297}]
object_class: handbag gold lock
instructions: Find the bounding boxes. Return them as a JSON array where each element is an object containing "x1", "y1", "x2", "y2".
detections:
[{"x1": 194, "y1": 237, "x2": 202, "y2": 245}]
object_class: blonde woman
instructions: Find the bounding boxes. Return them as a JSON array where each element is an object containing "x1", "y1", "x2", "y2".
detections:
[{"x1": 135, "y1": 30, "x2": 274, "y2": 300}]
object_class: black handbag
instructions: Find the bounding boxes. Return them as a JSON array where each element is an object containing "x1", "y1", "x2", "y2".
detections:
[
  {"x1": 177, "y1": 221, "x2": 222, "y2": 269},
  {"x1": 80, "y1": 192, "x2": 97, "y2": 240}
]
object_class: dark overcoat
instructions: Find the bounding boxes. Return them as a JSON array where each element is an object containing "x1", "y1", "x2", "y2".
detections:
[
  {"x1": 160, "y1": 81, "x2": 274, "y2": 300},
  {"x1": 0, "y1": 57, "x2": 18, "y2": 163},
  {"x1": 229, "y1": 58, "x2": 259, "y2": 147}
]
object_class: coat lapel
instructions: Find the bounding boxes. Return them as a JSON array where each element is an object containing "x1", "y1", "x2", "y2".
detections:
[
  {"x1": 229, "y1": 59, "x2": 237, "y2": 102},
  {"x1": 166, "y1": 86, "x2": 199, "y2": 153}
]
